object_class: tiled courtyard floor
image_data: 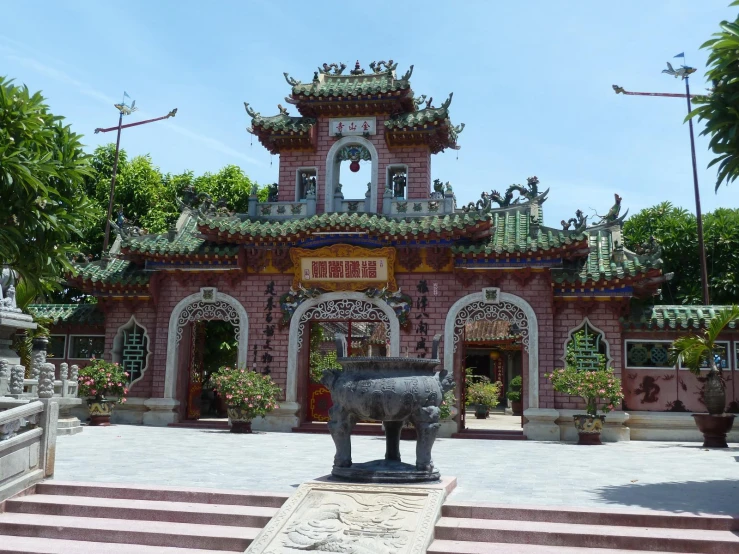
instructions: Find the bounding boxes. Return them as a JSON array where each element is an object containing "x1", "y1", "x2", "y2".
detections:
[{"x1": 55, "y1": 425, "x2": 739, "y2": 515}]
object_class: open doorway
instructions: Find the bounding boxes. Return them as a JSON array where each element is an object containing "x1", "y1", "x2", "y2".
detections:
[
  {"x1": 462, "y1": 320, "x2": 523, "y2": 433},
  {"x1": 185, "y1": 320, "x2": 237, "y2": 421}
]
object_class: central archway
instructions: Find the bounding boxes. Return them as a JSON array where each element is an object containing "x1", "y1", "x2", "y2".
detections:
[
  {"x1": 444, "y1": 291, "x2": 539, "y2": 409},
  {"x1": 286, "y1": 291, "x2": 400, "y2": 403},
  {"x1": 325, "y1": 136, "x2": 380, "y2": 213}
]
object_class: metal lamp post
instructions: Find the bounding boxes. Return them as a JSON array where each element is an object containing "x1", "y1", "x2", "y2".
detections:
[
  {"x1": 613, "y1": 59, "x2": 710, "y2": 305},
  {"x1": 95, "y1": 94, "x2": 177, "y2": 252}
]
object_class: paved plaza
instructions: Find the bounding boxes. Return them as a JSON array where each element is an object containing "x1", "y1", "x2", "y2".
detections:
[{"x1": 54, "y1": 426, "x2": 739, "y2": 516}]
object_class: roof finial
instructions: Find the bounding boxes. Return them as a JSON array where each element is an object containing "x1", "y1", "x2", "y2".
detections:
[{"x1": 350, "y1": 60, "x2": 365, "y2": 75}]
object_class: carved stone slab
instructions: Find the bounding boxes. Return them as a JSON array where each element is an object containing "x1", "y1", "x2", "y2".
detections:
[{"x1": 246, "y1": 482, "x2": 444, "y2": 554}]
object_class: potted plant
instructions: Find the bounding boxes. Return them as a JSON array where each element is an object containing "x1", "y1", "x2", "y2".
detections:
[
  {"x1": 77, "y1": 359, "x2": 129, "y2": 426},
  {"x1": 465, "y1": 375, "x2": 502, "y2": 419},
  {"x1": 211, "y1": 366, "x2": 282, "y2": 433},
  {"x1": 506, "y1": 375, "x2": 523, "y2": 415},
  {"x1": 669, "y1": 305, "x2": 739, "y2": 448}
]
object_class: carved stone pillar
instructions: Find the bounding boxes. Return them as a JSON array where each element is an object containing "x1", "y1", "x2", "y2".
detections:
[{"x1": 38, "y1": 362, "x2": 55, "y2": 398}]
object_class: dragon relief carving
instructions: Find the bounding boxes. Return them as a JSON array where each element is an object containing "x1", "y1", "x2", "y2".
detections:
[
  {"x1": 561, "y1": 209, "x2": 588, "y2": 232},
  {"x1": 462, "y1": 176, "x2": 540, "y2": 212},
  {"x1": 319, "y1": 62, "x2": 347, "y2": 75},
  {"x1": 369, "y1": 60, "x2": 397, "y2": 73},
  {"x1": 593, "y1": 193, "x2": 625, "y2": 226},
  {"x1": 631, "y1": 235, "x2": 662, "y2": 258}
]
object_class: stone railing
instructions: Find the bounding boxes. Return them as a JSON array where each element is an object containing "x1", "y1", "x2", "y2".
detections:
[
  {"x1": 247, "y1": 192, "x2": 317, "y2": 220},
  {"x1": 0, "y1": 396, "x2": 59, "y2": 501},
  {"x1": 1, "y1": 362, "x2": 82, "y2": 436},
  {"x1": 386, "y1": 197, "x2": 455, "y2": 216}
]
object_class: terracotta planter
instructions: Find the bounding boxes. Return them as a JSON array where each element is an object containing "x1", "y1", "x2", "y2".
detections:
[
  {"x1": 227, "y1": 406, "x2": 253, "y2": 434},
  {"x1": 511, "y1": 400, "x2": 523, "y2": 416},
  {"x1": 692, "y1": 414, "x2": 735, "y2": 448},
  {"x1": 87, "y1": 399, "x2": 114, "y2": 426},
  {"x1": 474, "y1": 404, "x2": 489, "y2": 419},
  {"x1": 573, "y1": 414, "x2": 605, "y2": 445}
]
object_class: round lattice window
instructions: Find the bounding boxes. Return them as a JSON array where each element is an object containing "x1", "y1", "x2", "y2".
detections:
[
  {"x1": 627, "y1": 344, "x2": 649, "y2": 366},
  {"x1": 650, "y1": 345, "x2": 669, "y2": 366}
]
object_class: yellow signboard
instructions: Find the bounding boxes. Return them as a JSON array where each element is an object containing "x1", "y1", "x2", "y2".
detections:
[{"x1": 290, "y1": 244, "x2": 396, "y2": 292}]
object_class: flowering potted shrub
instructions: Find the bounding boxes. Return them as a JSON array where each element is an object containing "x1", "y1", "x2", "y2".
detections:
[
  {"x1": 465, "y1": 368, "x2": 503, "y2": 419},
  {"x1": 545, "y1": 334, "x2": 623, "y2": 444},
  {"x1": 211, "y1": 366, "x2": 282, "y2": 433},
  {"x1": 77, "y1": 359, "x2": 129, "y2": 426}
]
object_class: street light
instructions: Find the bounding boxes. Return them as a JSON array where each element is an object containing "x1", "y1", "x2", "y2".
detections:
[
  {"x1": 613, "y1": 57, "x2": 710, "y2": 305},
  {"x1": 95, "y1": 93, "x2": 177, "y2": 252}
]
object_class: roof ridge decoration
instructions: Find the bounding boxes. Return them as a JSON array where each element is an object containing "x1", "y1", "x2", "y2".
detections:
[
  {"x1": 589, "y1": 193, "x2": 629, "y2": 228},
  {"x1": 177, "y1": 186, "x2": 232, "y2": 218},
  {"x1": 462, "y1": 176, "x2": 541, "y2": 212},
  {"x1": 319, "y1": 62, "x2": 347, "y2": 75},
  {"x1": 369, "y1": 60, "x2": 397, "y2": 74},
  {"x1": 561, "y1": 209, "x2": 588, "y2": 233}
]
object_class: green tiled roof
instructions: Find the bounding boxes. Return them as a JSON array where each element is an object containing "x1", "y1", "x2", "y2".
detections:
[
  {"x1": 201, "y1": 211, "x2": 492, "y2": 239},
  {"x1": 552, "y1": 229, "x2": 662, "y2": 284},
  {"x1": 624, "y1": 305, "x2": 739, "y2": 330},
  {"x1": 72, "y1": 257, "x2": 150, "y2": 286},
  {"x1": 251, "y1": 113, "x2": 315, "y2": 133},
  {"x1": 27, "y1": 304, "x2": 104, "y2": 325},
  {"x1": 291, "y1": 71, "x2": 411, "y2": 98},
  {"x1": 122, "y1": 214, "x2": 239, "y2": 256},
  {"x1": 385, "y1": 106, "x2": 449, "y2": 129},
  {"x1": 452, "y1": 208, "x2": 586, "y2": 255}
]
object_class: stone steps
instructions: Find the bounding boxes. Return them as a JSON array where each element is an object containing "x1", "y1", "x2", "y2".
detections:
[
  {"x1": 429, "y1": 503, "x2": 739, "y2": 553},
  {"x1": 451, "y1": 429, "x2": 526, "y2": 440},
  {"x1": 0, "y1": 481, "x2": 289, "y2": 553}
]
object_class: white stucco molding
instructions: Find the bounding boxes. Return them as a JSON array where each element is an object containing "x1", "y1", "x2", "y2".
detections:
[
  {"x1": 286, "y1": 291, "x2": 400, "y2": 403},
  {"x1": 444, "y1": 291, "x2": 540, "y2": 409},
  {"x1": 164, "y1": 290, "x2": 248, "y2": 399},
  {"x1": 325, "y1": 136, "x2": 380, "y2": 213}
]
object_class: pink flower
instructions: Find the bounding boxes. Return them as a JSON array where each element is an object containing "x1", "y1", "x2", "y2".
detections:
[
  {"x1": 123, "y1": 388, "x2": 128, "y2": 394},
  {"x1": 248, "y1": 403, "x2": 253, "y2": 407},
  {"x1": 226, "y1": 394, "x2": 233, "y2": 399},
  {"x1": 256, "y1": 395, "x2": 262, "y2": 400},
  {"x1": 124, "y1": 372, "x2": 129, "y2": 377},
  {"x1": 121, "y1": 398, "x2": 127, "y2": 403},
  {"x1": 91, "y1": 389, "x2": 97, "y2": 395},
  {"x1": 114, "y1": 363, "x2": 119, "y2": 366},
  {"x1": 118, "y1": 383, "x2": 122, "y2": 386}
]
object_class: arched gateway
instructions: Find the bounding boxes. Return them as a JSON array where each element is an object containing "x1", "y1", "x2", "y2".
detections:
[
  {"x1": 286, "y1": 292, "x2": 400, "y2": 404},
  {"x1": 445, "y1": 291, "x2": 539, "y2": 409},
  {"x1": 164, "y1": 288, "x2": 248, "y2": 400}
]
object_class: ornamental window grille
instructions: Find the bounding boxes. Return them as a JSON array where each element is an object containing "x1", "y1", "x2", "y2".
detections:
[
  {"x1": 112, "y1": 318, "x2": 151, "y2": 384},
  {"x1": 69, "y1": 335, "x2": 105, "y2": 359},
  {"x1": 678, "y1": 341, "x2": 730, "y2": 371},
  {"x1": 625, "y1": 340, "x2": 673, "y2": 369},
  {"x1": 565, "y1": 322, "x2": 608, "y2": 372}
]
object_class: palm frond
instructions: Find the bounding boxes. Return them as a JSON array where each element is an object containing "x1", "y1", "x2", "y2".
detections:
[
  {"x1": 706, "y1": 305, "x2": 739, "y2": 344},
  {"x1": 669, "y1": 336, "x2": 710, "y2": 375}
]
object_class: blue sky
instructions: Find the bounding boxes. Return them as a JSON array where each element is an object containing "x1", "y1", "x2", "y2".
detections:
[{"x1": 2, "y1": 0, "x2": 737, "y2": 224}]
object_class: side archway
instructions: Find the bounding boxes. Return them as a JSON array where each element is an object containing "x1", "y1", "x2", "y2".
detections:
[
  {"x1": 164, "y1": 289, "x2": 248, "y2": 399},
  {"x1": 325, "y1": 136, "x2": 380, "y2": 213},
  {"x1": 286, "y1": 291, "x2": 400, "y2": 403},
  {"x1": 444, "y1": 291, "x2": 539, "y2": 408}
]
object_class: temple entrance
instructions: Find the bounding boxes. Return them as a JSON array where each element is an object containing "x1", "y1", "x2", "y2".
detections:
[
  {"x1": 184, "y1": 320, "x2": 238, "y2": 421},
  {"x1": 463, "y1": 319, "x2": 524, "y2": 433},
  {"x1": 445, "y1": 291, "x2": 537, "y2": 439},
  {"x1": 304, "y1": 320, "x2": 388, "y2": 422}
]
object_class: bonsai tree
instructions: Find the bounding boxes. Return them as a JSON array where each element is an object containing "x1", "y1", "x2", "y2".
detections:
[
  {"x1": 669, "y1": 305, "x2": 739, "y2": 414},
  {"x1": 545, "y1": 331, "x2": 623, "y2": 417}
]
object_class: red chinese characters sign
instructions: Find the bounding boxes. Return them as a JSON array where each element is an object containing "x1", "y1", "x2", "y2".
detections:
[{"x1": 290, "y1": 244, "x2": 396, "y2": 292}]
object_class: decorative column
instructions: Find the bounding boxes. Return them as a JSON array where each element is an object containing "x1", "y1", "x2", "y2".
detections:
[
  {"x1": 38, "y1": 363, "x2": 55, "y2": 399},
  {"x1": 0, "y1": 359, "x2": 9, "y2": 396},
  {"x1": 59, "y1": 362, "x2": 68, "y2": 381},
  {"x1": 306, "y1": 188, "x2": 317, "y2": 216},
  {"x1": 248, "y1": 184, "x2": 258, "y2": 217},
  {"x1": 9, "y1": 365, "x2": 24, "y2": 395},
  {"x1": 57, "y1": 363, "x2": 82, "y2": 435},
  {"x1": 332, "y1": 183, "x2": 344, "y2": 213},
  {"x1": 30, "y1": 336, "x2": 48, "y2": 380},
  {"x1": 364, "y1": 183, "x2": 372, "y2": 212},
  {"x1": 382, "y1": 186, "x2": 393, "y2": 215}
]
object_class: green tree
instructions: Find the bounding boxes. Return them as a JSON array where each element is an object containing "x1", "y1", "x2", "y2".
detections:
[
  {"x1": 623, "y1": 202, "x2": 739, "y2": 304},
  {"x1": 690, "y1": 1, "x2": 739, "y2": 190},
  {"x1": 0, "y1": 77, "x2": 98, "y2": 290}
]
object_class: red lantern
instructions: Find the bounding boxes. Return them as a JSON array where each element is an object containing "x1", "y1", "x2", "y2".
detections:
[{"x1": 350, "y1": 160, "x2": 360, "y2": 173}]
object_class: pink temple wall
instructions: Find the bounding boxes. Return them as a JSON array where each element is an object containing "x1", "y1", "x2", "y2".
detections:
[{"x1": 621, "y1": 330, "x2": 739, "y2": 413}]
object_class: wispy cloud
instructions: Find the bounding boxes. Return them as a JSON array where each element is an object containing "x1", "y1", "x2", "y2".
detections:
[{"x1": 1, "y1": 42, "x2": 263, "y2": 167}]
